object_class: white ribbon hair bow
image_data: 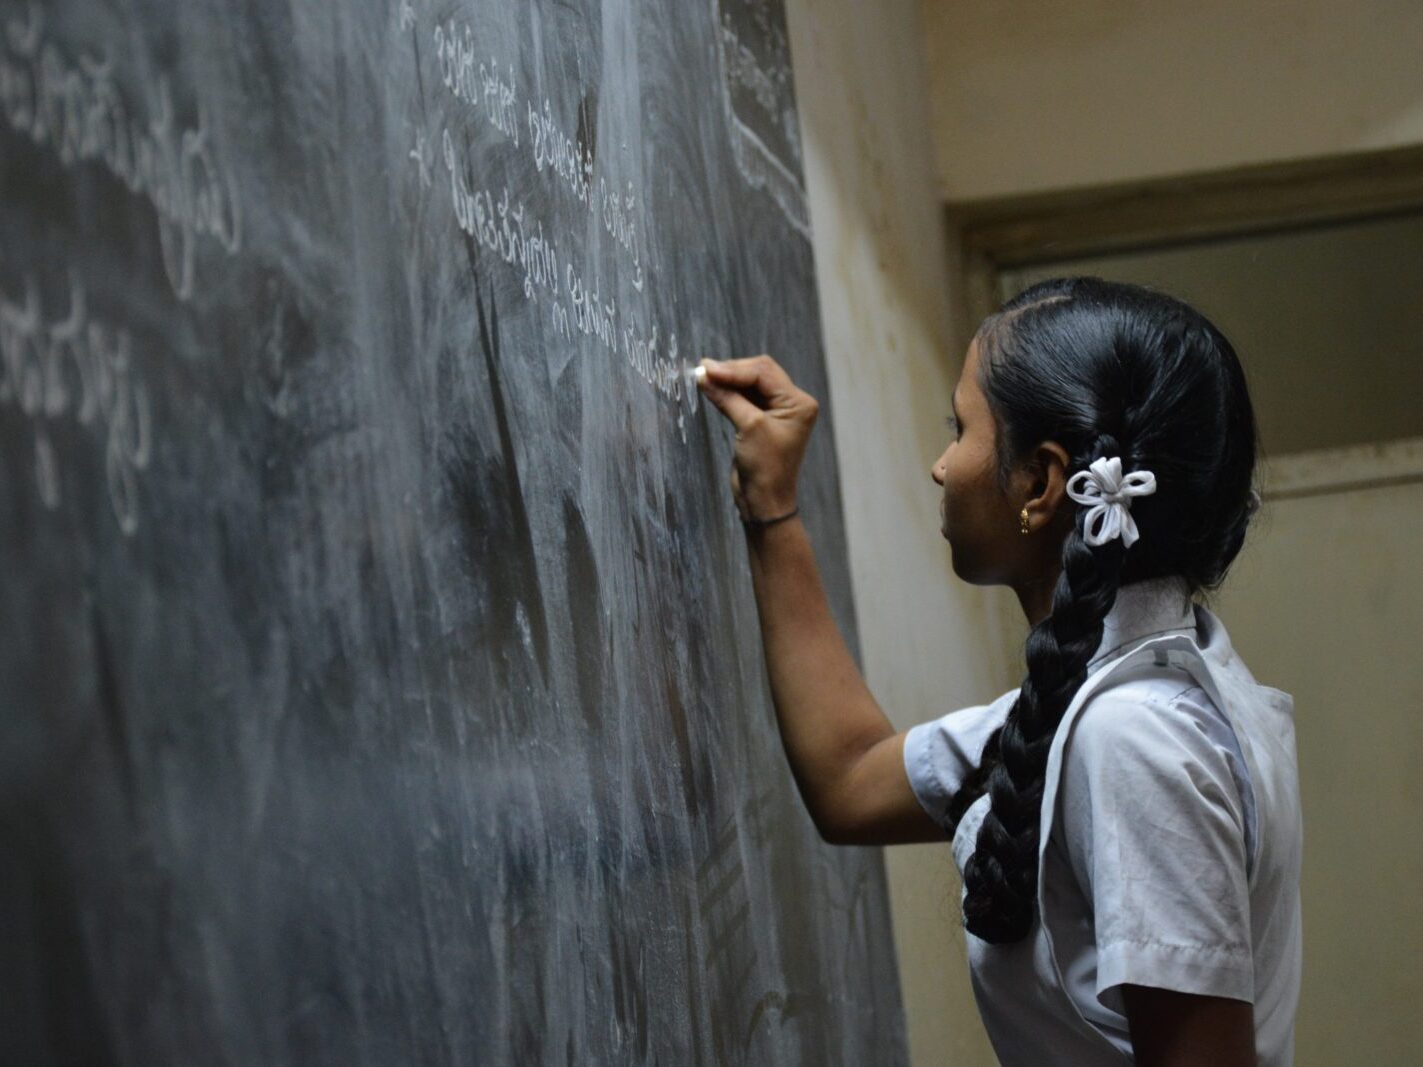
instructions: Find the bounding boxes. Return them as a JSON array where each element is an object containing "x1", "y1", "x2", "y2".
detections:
[{"x1": 1064, "y1": 455, "x2": 1157, "y2": 548}]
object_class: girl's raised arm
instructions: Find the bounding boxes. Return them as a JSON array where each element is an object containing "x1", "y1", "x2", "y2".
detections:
[{"x1": 697, "y1": 356, "x2": 943, "y2": 845}]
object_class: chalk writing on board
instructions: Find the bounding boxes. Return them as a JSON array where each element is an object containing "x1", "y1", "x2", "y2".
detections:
[
  {"x1": 0, "y1": 6, "x2": 242, "y2": 301},
  {"x1": 442, "y1": 140, "x2": 562, "y2": 305},
  {"x1": 433, "y1": 19, "x2": 520, "y2": 146},
  {"x1": 0, "y1": 272, "x2": 152, "y2": 534},
  {"x1": 528, "y1": 95, "x2": 595, "y2": 205},
  {"x1": 599, "y1": 176, "x2": 645, "y2": 292},
  {"x1": 409, "y1": 129, "x2": 434, "y2": 187},
  {"x1": 712, "y1": 0, "x2": 809, "y2": 237},
  {"x1": 425, "y1": 14, "x2": 647, "y2": 283},
  {"x1": 562, "y1": 259, "x2": 619, "y2": 351},
  {"x1": 421, "y1": 11, "x2": 691, "y2": 435}
]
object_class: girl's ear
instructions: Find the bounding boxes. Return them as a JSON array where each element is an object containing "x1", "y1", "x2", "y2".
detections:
[{"x1": 1022, "y1": 439, "x2": 1072, "y2": 522}]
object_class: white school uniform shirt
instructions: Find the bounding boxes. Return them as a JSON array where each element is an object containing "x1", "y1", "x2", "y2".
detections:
[{"x1": 903, "y1": 575, "x2": 1302, "y2": 1065}]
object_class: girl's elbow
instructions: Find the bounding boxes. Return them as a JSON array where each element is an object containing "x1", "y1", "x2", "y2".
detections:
[
  {"x1": 810, "y1": 802, "x2": 876, "y2": 846},
  {"x1": 815, "y1": 819, "x2": 855, "y2": 846},
  {"x1": 804, "y1": 798, "x2": 853, "y2": 845}
]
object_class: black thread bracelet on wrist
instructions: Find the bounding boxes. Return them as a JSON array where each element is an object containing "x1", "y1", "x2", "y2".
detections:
[{"x1": 740, "y1": 505, "x2": 800, "y2": 530}]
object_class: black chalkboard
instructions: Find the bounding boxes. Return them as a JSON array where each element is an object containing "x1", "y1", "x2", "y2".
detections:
[{"x1": 0, "y1": 1, "x2": 907, "y2": 1062}]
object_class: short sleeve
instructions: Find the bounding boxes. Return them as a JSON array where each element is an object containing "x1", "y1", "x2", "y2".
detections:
[
  {"x1": 1059, "y1": 689, "x2": 1254, "y2": 1007},
  {"x1": 902, "y1": 690, "x2": 1016, "y2": 831}
]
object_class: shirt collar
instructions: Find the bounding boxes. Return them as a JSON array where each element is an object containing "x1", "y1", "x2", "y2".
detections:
[{"x1": 1085, "y1": 574, "x2": 1198, "y2": 674}]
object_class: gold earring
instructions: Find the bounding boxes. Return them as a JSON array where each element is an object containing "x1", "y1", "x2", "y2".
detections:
[{"x1": 1020, "y1": 507, "x2": 1031, "y2": 534}]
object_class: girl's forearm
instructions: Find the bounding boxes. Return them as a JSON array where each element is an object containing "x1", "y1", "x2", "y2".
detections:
[{"x1": 744, "y1": 516, "x2": 896, "y2": 835}]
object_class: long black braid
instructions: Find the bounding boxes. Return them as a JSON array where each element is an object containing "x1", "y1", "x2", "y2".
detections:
[{"x1": 946, "y1": 277, "x2": 1260, "y2": 944}]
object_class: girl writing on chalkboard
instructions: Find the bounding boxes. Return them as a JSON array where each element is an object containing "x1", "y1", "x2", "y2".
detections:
[{"x1": 695, "y1": 277, "x2": 1300, "y2": 1066}]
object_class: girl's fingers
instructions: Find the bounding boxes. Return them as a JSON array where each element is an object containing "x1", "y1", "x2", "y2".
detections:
[
  {"x1": 701, "y1": 356, "x2": 799, "y2": 409},
  {"x1": 697, "y1": 375, "x2": 762, "y2": 431},
  {"x1": 696, "y1": 356, "x2": 815, "y2": 518}
]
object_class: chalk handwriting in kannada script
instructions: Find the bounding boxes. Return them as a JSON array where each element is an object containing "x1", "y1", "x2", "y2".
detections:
[
  {"x1": 0, "y1": 4, "x2": 241, "y2": 301},
  {"x1": 0, "y1": 271, "x2": 152, "y2": 535},
  {"x1": 419, "y1": 7, "x2": 696, "y2": 435}
]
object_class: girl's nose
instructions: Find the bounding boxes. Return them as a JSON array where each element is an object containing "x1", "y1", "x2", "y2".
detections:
[{"x1": 931, "y1": 445, "x2": 954, "y2": 485}]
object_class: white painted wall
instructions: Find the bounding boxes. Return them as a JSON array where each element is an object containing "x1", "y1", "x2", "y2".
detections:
[
  {"x1": 1215, "y1": 467, "x2": 1423, "y2": 1066},
  {"x1": 786, "y1": 2, "x2": 1016, "y2": 1063},
  {"x1": 922, "y1": 0, "x2": 1423, "y2": 201}
]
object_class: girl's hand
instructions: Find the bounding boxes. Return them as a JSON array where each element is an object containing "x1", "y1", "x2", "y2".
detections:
[{"x1": 696, "y1": 355, "x2": 819, "y2": 522}]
